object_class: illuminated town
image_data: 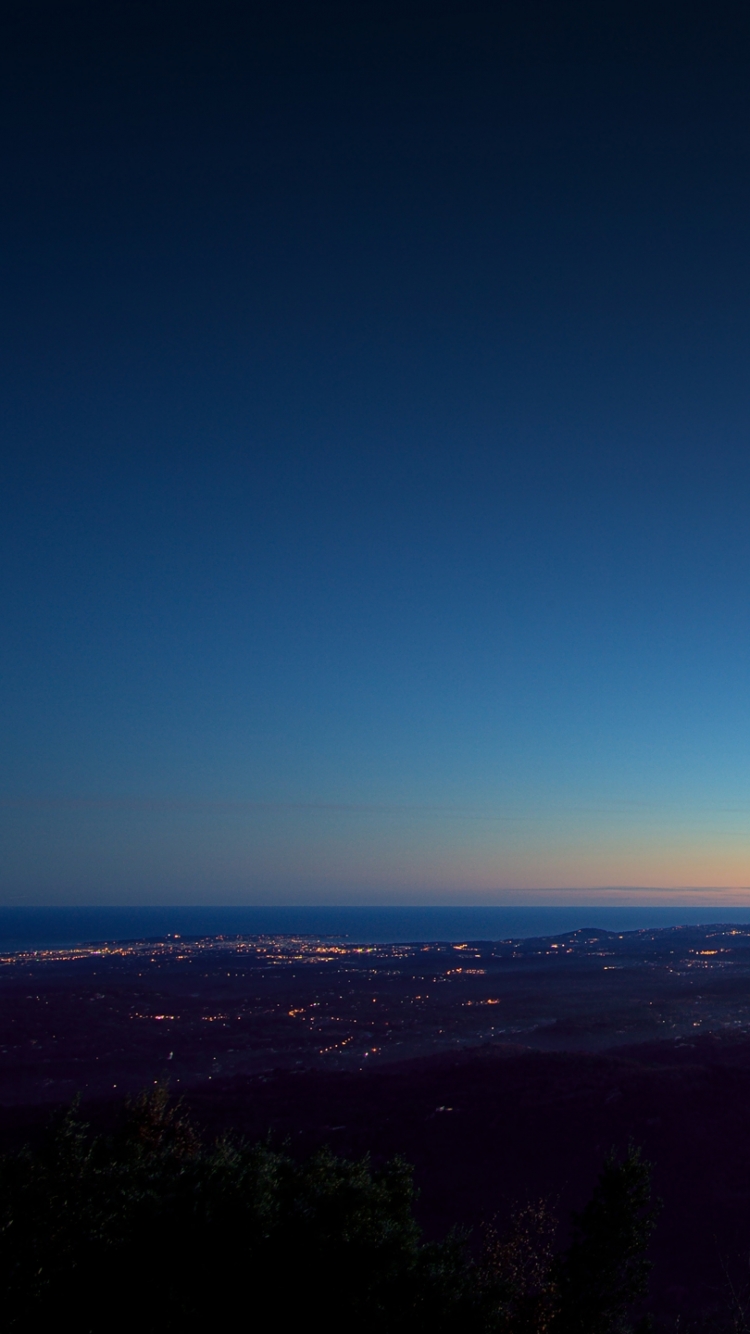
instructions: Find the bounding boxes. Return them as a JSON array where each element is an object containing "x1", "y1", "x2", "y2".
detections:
[{"x1": 2, "y1": 924, "x2": 750, "y2": 1108}]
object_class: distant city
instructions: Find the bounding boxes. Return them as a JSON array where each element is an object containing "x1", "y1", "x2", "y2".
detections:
[{"x1": 2, "y1": 923, "x2": 750, "y2": 1107}]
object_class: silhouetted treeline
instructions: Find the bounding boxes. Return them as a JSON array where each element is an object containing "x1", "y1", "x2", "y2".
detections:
[{"x1": 0, "y1": 1088, "x2": 658, "y2": 1334}]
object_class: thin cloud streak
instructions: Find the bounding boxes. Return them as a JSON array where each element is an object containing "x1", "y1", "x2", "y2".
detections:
[{"x1": 2, "y1": 795, "x2": 750, "y2": 822}]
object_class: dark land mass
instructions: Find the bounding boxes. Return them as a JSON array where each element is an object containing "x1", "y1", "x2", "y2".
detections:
[{"x1": 3, "y1": 922, "x2": 750, "y2": 1321}]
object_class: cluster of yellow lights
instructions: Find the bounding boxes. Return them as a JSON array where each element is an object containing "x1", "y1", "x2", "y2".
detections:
[{"x1": 0, "y1": 933, "x2": 427, "y2": 971}]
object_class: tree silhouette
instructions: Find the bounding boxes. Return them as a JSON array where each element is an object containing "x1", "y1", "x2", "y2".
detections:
[
  {"x1": 556, "y1": 1143, "x2": 660, "y2": 1334},
  {"x1": 0, "y1": 1090, "x2": 659, "y2": 1334}
]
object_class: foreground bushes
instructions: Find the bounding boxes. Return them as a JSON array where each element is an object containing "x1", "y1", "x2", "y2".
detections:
[{"x1": 0, "y1": 1088, "x2": 658, "y2": 1333}]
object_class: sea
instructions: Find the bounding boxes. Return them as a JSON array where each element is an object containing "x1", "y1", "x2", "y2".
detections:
[{"x1": 1, "y1": 905, "x2": 750, "y2": 953}]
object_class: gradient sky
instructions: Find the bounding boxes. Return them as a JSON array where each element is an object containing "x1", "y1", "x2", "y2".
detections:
[{"x1": 3, "y1": 1, "x2": 750, "y2": 905}]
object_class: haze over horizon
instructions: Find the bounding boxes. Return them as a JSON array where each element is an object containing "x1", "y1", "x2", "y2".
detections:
[{"x1": 3, "y1": 2, "x2": 750, "y2": 905}]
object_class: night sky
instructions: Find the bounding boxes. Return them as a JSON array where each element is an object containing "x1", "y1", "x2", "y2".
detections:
[{"x1": 3, "y1": 2, "x2": 750, "y2": 904}]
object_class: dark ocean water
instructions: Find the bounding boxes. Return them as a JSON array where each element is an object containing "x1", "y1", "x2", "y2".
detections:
[{"x1": 1, "y1": 905, "x2": 750, "y2": 952}]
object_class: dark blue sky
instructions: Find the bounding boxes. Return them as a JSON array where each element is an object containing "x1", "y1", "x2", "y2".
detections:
[{"x1": 3, "y1": 1, "x2": 750, "y2": 904}]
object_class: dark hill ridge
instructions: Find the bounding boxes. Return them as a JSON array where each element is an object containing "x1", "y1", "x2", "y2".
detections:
[
  {"x1": 3, "y1": 925, "x2": 750, "y2": 1319},
  {"x1": 3, "y1": 1027, "x2": 742, "y2": 1323},
  {"x1": 179, "y1": 1032, "x2": 750, "y2": 1324}
]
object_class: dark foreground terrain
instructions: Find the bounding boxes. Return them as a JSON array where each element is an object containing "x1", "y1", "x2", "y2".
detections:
[{"x1": 5, "y1": 922, "x2": 750, "y2": 1322}]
